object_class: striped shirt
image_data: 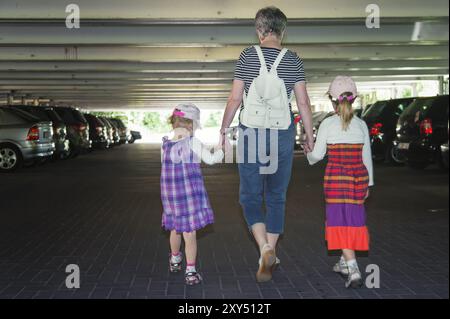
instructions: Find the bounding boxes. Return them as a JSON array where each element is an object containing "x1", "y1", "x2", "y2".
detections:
[{"x1": 234, "y1": 46, "x2": 306, "y2": 104}]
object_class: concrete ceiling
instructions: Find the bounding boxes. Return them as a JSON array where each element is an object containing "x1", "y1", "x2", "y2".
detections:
[{"x1": 0, "y1": 0, "x2": 448, "y2": 109}]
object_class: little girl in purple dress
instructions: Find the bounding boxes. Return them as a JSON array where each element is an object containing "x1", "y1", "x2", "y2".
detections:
[{"x1": 161, "y1": 103, "x2": 224, "y2": 285}]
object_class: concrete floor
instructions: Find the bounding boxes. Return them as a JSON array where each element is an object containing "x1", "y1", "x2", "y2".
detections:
[{"x1": 0, "y1": 143, "x2": 448, "y2": 299}]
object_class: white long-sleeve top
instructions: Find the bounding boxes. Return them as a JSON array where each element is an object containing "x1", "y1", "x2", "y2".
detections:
[
  {"x1": 306, "y1": 114, "x2": 374, "y2": 186},
  {"x1": 163, "y1": 136, "x2": 224, "y2": 165}
]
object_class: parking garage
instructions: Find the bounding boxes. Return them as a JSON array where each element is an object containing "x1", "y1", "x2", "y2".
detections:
[{"x1": 0, "y1": 0, "x2": 448, "y2": 301}]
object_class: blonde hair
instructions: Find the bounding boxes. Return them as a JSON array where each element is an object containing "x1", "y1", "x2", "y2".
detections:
[
  {"x1": 330, "y1": 92, "x2": 355, "y2": 131},
  {"x1": 168, "y1": 114, "x2": 193, "y2": 133}
]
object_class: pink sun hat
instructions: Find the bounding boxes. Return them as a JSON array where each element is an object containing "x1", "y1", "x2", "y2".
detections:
[
  {"x1": 172, "y1": 103, "x2": 202, "y2": 128},
  {"x1": 327, "y1": 76, "x2": 358, "y2": 100}
]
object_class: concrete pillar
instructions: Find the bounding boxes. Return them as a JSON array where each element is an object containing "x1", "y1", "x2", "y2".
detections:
[
  {"x1": 412, "y1": 83, "x2": 418, "y2": 97},
  {"x1": 390, "y1": 86, "x2": 398, "y2": 99},
  {"x1": 438, "y1": 76, "x2": 445, "y2": 95},
  {"x1": 7, "y1": 93, "x2": 14, "y2": 105}
]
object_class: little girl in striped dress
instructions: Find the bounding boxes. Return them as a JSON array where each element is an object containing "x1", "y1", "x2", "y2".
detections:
[
  {"x1": 307, "y1": 76, "x2": 374, "y2": 289},
  {"x1": 161, "y1": 103, "x2": 224, "y2": 285}
]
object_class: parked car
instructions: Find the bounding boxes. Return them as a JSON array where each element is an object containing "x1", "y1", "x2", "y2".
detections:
[
  {"x1": 84, "y1": 114, "x2": 108, "y2": 150},
  {"x1": 109, "y1": 118, "x2": 128, "y2": 144},
  {"x1": 0, "y1": 106, "x2": 55, "y2": 172},
  {"x1": 54, "y1": 106, "x2": 91, "y2": 157},
  {"x1": 362, "y1": 98, "x2": 415, "y2": 163},
  {"x1": 97, "y1": 116, "x2": 114, "y2": 148},
  {"x1": 442, "y1": 141, "x2": 449, "y2": 169},
  {"x1": 361, "y1": 104, "x2": 373, "y2": 117},
  {"x1": 354, "y1": 108, "x2": 363, "y2": 118},
  {"x1": 295, "y1": 111, "x2": 334, "y2": 149},
  {"x1": 394, "y1": 95, "x2": 449, "y2": 169},
  {"x1": 311, "y1": 111, "x2": 336, "y2": 141},
  {"x1": 128, "y1": 130, "x2": 142, "y2": 144},
  {"x1": 43, "y1": 107, "x2": 70, "y2": 159},
  {"x1": 101, "y1": 117, "x2": 120, "y2": 145},
  {"x1": 10, "y1": 105, "x2": 69, "y2": 160}
]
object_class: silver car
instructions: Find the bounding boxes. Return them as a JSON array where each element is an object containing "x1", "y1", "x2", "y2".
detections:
[{"x1": 0, "y1": 106, "x2": 55, "y2": 172}]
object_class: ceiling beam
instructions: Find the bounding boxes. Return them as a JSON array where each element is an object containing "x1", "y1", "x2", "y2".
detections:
[
  {"x1": 1, "y1": 23, "x2": 448, "y2": 45},
  {"x1": 0, "y1": 60, "x2": 447, "y2": 72},
  {"x1": 1, "y1": 0, "x2": 448, "y2": 19},
  {"x1": 0, "y1": 45, "x2": 447, "y2": 61}
]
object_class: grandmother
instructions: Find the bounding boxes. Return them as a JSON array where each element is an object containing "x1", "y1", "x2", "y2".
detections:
[{"x1": 220, "y1": 6, "x2": 314, "y2": 282}]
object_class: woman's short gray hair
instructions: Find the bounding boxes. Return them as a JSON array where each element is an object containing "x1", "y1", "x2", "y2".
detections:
[{"x1": 255, "y1": 6, "x2": 287, "y2": 38}]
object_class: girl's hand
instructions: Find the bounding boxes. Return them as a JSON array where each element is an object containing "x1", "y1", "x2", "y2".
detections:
[{"x1": 364, "y1": 189, "x2": 370, "y2": 200}]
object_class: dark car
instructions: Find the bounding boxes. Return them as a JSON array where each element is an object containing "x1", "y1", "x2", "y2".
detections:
[
  {"x1": 84, "y1": 114, "x2": 108, "y2": 150},
  {"x1": 441, "y1": 119, "x2": 449, "y2": 170},
  {"x1": 354, "y1": 108, "x2": 363, "y2": 118},
  {"x1": 98, "y1": 116, "x2": 115, "y2": 147},
  {"x1": 54, "y1": 106, "x2": 91, "y2": 157},
  {"x1": 0, "y1": 106, "x2": 55, "y2": 171},
  {"x1": 10, "y1": 105, "x2": 69, "y2": 160},
  {"x1": 109, "y1": 118, "x2": 128, "y2": 144},
  {"x1": 394, "y1": 95, "x2": 449, "y2": 169},
  {"x1": 295, "y1": 111, "x2": 334, "y2": 150},
  {"x1": 362, "y1": 98, "x2": 415, "y2": 163},
  {"x1": 104, "y1": 118, "x2": 120, "y2": 145},
  {"x1": 361, "y1": 104, "x2": 373, "y2": 117},
  {"x1": 43, "y1": 107, "x2": 70, "y2": 159},
  {"x1": 128, "y1": 131, "x2": 142, "y2": 144}
]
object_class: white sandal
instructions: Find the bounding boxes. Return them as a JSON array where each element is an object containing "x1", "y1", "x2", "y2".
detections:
[{"x1": 256, "y1": 244, "x2": 276, "y2": 283}]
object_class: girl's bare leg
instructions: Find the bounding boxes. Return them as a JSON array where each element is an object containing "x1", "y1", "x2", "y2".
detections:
[
  {"x1": 342, "y1": 249, "x2": 356, "y2": 262},
  {"x1": 182, "y1": 231, "x2": 197, "y2": 265},
  {"x1": 170, "y1": 230, "x2": 182, "y2": 254}
]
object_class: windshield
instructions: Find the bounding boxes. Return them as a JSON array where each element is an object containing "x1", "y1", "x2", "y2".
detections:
[
  {"x1": 9, "y1": 108, "x2": 40, "y2": 122},
  {"x1": 399, "y1": 97, "x2": 436, "y2": 122},
  {"x1": 15, "y1": 106, "x2": 50, "y2": 121},
  {"x1": 363, "y1": 101, "x2": 387, "y2": 118}
]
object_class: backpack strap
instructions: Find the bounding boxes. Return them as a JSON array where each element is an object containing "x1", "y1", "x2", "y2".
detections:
[
  {"x1": 254, "y1": 45, "x2": 267, "y2": 71},
  {"x1": 271, "y1": 48, "x2": 288, "y2": 72}
]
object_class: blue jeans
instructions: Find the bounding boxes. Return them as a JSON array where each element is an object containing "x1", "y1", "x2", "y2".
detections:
[{"x1": 237, "y1": 123, "x2": 295, "y2": 234}]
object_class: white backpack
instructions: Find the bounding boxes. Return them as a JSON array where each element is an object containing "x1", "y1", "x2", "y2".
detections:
[{"x1": 240, "y1": 45, "x2": 292, "y2": 129}]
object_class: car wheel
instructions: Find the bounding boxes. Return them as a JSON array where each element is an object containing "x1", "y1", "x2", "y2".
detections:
[
  {"x1": 389, "y1": 145, "x2": 406, "y2": 166},
  {"x1": 0, "y1": 144, "x2": 23, "y2": 172},
  {"x1": 408, "y1": 161, "x2": 428, "y2": 170},
  {"x1": 60, "y1": 144, "x2": 72, "y2": 160},
  {"x1": 437, "y1": 148, "x2": 449, "y2": 170}
]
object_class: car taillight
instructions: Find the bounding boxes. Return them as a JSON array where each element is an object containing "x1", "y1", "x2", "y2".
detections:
[
  {"x1": 26, "y1": 125, "x2": 40, "y2": 141},
  {"x1": 370, "y1": 123, "x2": 383, "y2": 136},
  {"x1": 420, "y1": 118, "x2": 433, "y2": 136}
]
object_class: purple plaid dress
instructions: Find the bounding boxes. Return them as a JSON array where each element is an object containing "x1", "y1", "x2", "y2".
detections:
[{"x1": 161, "y1": 136, "x2": 214, "y2": 233}]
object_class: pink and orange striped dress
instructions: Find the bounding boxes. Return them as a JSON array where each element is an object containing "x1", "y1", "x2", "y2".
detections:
[
  {"x1": 307, "y1": 114, "x2": 373, "y2": 252},
  {"x1": 324, "y1": 144, "x2": 369, "y2": 251}
]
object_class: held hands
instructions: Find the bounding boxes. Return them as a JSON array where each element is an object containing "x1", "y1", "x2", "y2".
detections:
[
  {"x1": 218, "y1": 130, "x2": 232, "y2": 154},
  {"x1": 302, "y1": 136, "x2": 315, "y2": 155}
]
